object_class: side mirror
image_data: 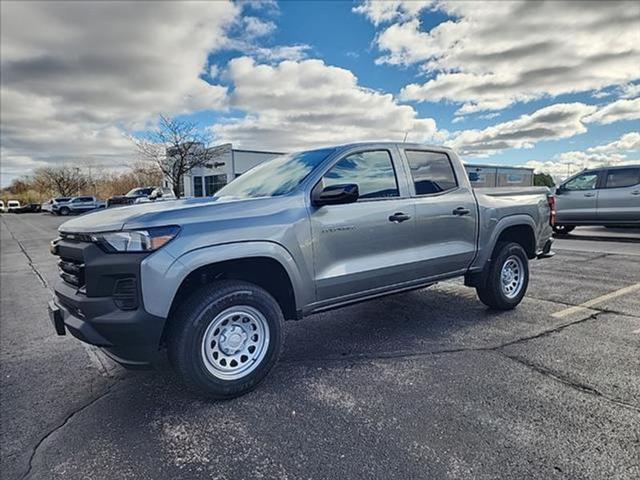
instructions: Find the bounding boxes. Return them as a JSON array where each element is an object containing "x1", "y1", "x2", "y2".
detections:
[
  {"x1": 313, "y1": 183, "x2": 359, "y2": 206},
  {"x1": 555, "y1": 184, "x2": 566, "y2": 194}
]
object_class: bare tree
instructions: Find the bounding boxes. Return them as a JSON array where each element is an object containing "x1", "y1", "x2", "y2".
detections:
[
  {"x1": 133, "y1": 115, "x2": 229, "y2": 198},
  {"x1": 33, "y1": 166, "x2": 89, "y2": 197}
]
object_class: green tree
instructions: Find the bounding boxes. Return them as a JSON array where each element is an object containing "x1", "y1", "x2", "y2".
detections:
[{"x1": 534, "y1": 172, "x2": 555, "y2": 188}]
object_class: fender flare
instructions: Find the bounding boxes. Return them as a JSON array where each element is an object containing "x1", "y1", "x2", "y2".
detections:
[
  {"x1": 140, "y1": 241, "x2": 306, "y2": 318},
  {"x1": 470, "y1": 214, "x2": 537, "y2": 274}
]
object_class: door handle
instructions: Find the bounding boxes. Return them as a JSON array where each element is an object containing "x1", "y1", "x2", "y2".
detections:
[
  {"x1": 584, "y1": 192, "x2": 596, "y2": 197},
  {"x1": 452, "y1": 207, "x2": 470, "y2": 216},
  {"x1": 388, "y1": 212, "x2": 411, "y2": 223}
]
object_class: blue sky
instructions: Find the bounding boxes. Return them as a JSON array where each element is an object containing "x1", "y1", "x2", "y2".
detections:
[{"x1": 1, "y1": 0, "x2": 639, "y2": 185}]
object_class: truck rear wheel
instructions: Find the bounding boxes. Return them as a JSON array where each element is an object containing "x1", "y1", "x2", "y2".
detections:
[
  {"x1": 59, "y1": 206, "x2": 70, "y2": 216},
  {"x1": 167, "y1": 280, "x2": 284, "y2": 399},
  {"x1": 476, "y1": 242, "x2": 529, "y2": 310}
]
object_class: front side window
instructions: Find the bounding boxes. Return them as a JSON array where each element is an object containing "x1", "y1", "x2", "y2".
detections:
[
  {"x1": 322, "y1": 150, "x2": 399, "y2": 199},
  {"x1": 605, "y1": 168, "x2": 640, "y2": 188},
  {"x1": 405, "y1": 150, "x2": 457, "y2": 195},
  {"x1": 564, "y1": 172, "x2": 599, "y2": 191}
]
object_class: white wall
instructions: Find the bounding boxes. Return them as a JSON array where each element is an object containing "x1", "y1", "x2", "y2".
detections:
[{"x1": 232, "y1": 150, "x2": 283, "y2": 175}]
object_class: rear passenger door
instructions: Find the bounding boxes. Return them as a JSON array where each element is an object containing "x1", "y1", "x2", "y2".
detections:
[
  {"x1": 403, "y1": 149, "x2": 478, "y2": 279},
  {"x1": 310, "y1": 149, "x2": 416, "y2": 301},
  {"x1": 597, "y1": 167, "x2": 640, "y2": 223}
]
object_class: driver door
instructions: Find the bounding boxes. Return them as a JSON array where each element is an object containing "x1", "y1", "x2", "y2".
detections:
[
  {"x1": 310, "y1": 149, "x2": 416, "y2": 302},
  {"x1": 556, "y1": 170, "x2": 601, "y2": 223}
]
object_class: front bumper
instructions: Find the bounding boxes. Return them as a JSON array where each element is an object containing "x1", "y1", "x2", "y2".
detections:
[{"x1": 50, "y1": 280, "x2": 166, "y2": 367}]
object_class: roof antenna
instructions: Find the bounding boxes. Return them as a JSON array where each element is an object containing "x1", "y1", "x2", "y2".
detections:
[{"x1": 402, "y1": 131, "x2": 409, "y2": 142}]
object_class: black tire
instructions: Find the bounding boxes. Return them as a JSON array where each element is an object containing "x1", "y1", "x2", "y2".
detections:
[
  {"x1": 476, "y1": 242, "x2": 529, "y2": 310},
  {"x1": 167, "y1": 280, "x2": 284, "y2": 400},
  {"x1": 552, "y1": 224, "x2": 575, "y2": 234},
  {"x1": 59, "y1": 207, "x2": 70, "y2": 216}
]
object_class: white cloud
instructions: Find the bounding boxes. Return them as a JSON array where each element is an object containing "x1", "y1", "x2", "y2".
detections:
[
  {"x1": 212, "y1": 57, "x2": 444, "y2": 150},
  {"x1": 360, "y1": 1, "x2": 640, "y2": 113},
  {"x1": 584, "y1": 97, "x2": 640, "y2": 125},
  {"x1": 242, "y1": 16, "x2": 277, "y2": 38},
  {"x1": 353, "y1": 0, "x2": 434, "y2": 26},
  {"x1": 449, "y1": 103, "x2": 597, "y2": 157},
  {"x1": 523, "y1": 131, "x2": 640, "y2": 178},
  {"x1": 1, "y1": 1, "x2": 238, "y2": 184}
]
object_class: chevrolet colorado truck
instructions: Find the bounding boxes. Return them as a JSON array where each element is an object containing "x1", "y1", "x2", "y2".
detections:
[{"x1": 48, "y1": 143, "x2": 555, "y2": 399}]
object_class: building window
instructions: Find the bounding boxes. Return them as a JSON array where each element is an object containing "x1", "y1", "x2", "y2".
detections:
[
  {"x1": 193, "y1": 176, "x2": 203, "y2": 197},
  {"x1": 205, "y1": 174, "x2": 228, "y2": 196}
]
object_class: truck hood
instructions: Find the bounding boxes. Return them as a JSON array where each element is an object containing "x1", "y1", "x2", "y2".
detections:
[{"x1": 58, "y1": 196, "x2": 258, "y2": 233}]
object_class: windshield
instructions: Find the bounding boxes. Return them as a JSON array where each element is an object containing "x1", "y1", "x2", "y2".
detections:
[{"x1": 215, "y1": 148, "x2": 334, "y2": 199}]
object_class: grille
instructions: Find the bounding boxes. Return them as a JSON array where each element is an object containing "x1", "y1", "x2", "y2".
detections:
[
  {"x1": 113, "y1": 278, "x2": 138, "y2": 310},
  {"x1": 58, "y1": 258, "x2": 85, "y2": 288},
  {"x1": 60, "y1": 231, "x2": 94, "y2": 243}
]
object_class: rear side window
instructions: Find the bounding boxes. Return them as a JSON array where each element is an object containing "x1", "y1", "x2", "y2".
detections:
[
  {"x1": 405, "y1": 150, "x2": 457, "y2": 195},
  {"x1": 604, "y1": 168, "x2": 640, "y2": 188},
  {"x1": 323, "y1": 150, "x2": 399, "y2": 199}
]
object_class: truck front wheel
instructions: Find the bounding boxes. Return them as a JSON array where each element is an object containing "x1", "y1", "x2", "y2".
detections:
[
  {"x1": 476, "y1": 242, "x2": 529, "y2": 310},
  {"x1": 552, "y1": 225, "x2": 575, "y2": 234},
  {"x1": 167, "y1": 280, "x2": 284, "y2": 399}
]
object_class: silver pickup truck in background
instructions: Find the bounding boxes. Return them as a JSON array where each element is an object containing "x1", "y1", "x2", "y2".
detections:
[
  {"x1": 48, "y1": 142, "x2": 555, "y2": 399},
  {"x1": 552, "y1": 164, "x2": 640, "y2": 234},
  {"x1": 53, "y1": 196, "x2": 105, "y2": 216}
]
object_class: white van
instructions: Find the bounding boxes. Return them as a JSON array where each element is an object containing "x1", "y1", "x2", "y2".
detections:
[{"x1": 7, "y1": 200, "x2": 21, "y2": 212}]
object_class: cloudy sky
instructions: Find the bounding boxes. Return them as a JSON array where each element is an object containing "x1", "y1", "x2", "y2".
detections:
[{"x1": 1, "y1": 0, "x2": 639, "y2": 186}]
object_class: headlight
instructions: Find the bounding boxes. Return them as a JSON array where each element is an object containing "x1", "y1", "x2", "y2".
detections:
[{"x1": 92, "y1": 226, "x2": 180, "y2": 253}]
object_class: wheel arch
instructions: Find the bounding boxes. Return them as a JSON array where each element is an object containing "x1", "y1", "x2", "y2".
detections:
[
  {"x1": 141, "y1": 241, "x2": 306, "y2": 322},
  {"x1": 466, "y1": 215, "x2": 537, "y2": 288}
]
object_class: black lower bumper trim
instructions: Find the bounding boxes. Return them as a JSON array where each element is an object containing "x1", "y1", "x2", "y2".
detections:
[{"x1": 52, "y1": 281, "x2": 166, "y2": 365}]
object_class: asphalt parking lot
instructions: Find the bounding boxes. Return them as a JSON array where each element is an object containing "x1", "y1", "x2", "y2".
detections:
[{"x1": 1, "y1": 213, "x2": 639, "y2": 480}]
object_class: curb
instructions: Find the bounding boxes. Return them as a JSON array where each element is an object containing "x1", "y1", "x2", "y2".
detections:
[{"x1": 553, "y1": 234, "x2": 640, "y2": 244}]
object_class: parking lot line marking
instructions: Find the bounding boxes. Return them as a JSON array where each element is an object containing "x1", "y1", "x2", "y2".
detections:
[{"x1": 552, "y1": 283, "x2": 640, "y2": 319}]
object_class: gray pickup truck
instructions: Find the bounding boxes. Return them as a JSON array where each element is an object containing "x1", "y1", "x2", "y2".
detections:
[
  {"x1": 49, "y1": 143, "x2": 554, "y2": 398},
  {"x1": 53, "y1": 196, "x2": 105, "y2": 216},
  {"x1": 552, "y1": 164, "x2": 640, "y2": 234}
]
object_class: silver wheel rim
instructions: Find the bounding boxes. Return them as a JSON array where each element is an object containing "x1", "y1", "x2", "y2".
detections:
[
  {"x1": 500, "y1": 255, "x2": 525, "y2": 299},
  {"x1": 200, "y1": 306, "x2": 270, "y2": 380}
]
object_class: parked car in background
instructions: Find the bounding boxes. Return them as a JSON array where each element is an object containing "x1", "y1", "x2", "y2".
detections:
[
  {"x1": 107, "y1": 187, "x2": 157, "y2": 208},
  {"x1": 134, "y1": 187, "x2": 177, "y2": 204},
  {"x1": 42, "y1": 198, "x2": 66, "y2": 213},
  {"x1": 7, "y1": 200, "x2": 21, "y2": 212},
  {"x1": 51, "y1": 197, "x2": 73, "y2": 215},
  {"x1": 0, "y1": 201, "x2": 4, "y2": 212},
  {"x1": 553, "y1": 165, "x2": 640, "y2": 233},
  {"x1": 49, "y1": 142, "x2": 555, "y2": 399},
  {"x1": 16, "y1": 203, "x2": 42, "y2": 213},
  {"x1": 54, "y1": 196, "x2": 105, "y2": 216}
]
